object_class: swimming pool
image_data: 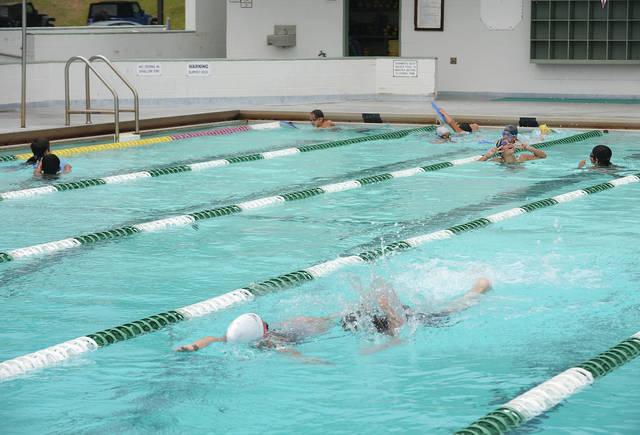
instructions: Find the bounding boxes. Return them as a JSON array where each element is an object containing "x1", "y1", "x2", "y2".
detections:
[{"x1": 0, "y1": 122, "x2": 639, "y2": 433}]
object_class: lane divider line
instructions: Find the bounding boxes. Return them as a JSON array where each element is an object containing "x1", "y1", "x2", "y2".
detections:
[
  {"x1": 0, "y1": 170, "x2": 637, "y2": 382},
  {"x1": 0, "y1": 125, "x2": 439, "y2": 201},
  {"x1": 0, "y1": 130, "x2": 605, "y2": 263},
  {"x1": 456, "y1": 331, "x2": 640, "y2": 434},
  {"x1": 0, "y1": 122, "x2": 281, "y2": 163}
]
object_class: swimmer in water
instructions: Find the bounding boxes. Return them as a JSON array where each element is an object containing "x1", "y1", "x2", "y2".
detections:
[
  {"x1": 309, "y1": 109, "x2": 336, "y2": 128},
  {"x1": 340, "y1": 277, "x2": 492, "y2": 337},
  {"x1": 478, "y1": 125, "x2": 546, "y2": 163},
  {"x1": 578, "y1": 145, "x2": 616, "y2": 169},
  {"x1": 431, "y1": 126, "x2": 455, "y2": 144},
  {"x1": 29, "y1": 137, "x2": 72, "y2": 175},
  {"x1": 174, "y1": 278, "x2": 491, "y2": 360},
  {"x1": 437, "y1": 107, "x2": 479, "y2": 133},
  {"x1": 33, "y1": 153, "x2": 71, "y2": 176},
  {"x1": 174, "y1": 312, "x2": 340, "y2": 364},
  {"x1": 25, "y1": 138, "x2": 50, "y2": 166}
]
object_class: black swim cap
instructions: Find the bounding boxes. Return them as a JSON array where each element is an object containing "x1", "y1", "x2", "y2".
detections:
[
  {"x1": 341, "y1": 310, "x2": 391, "y2": 334},
  {"x1": 458, "y1": 122, "x2": 472, "y2": 133},
  {"x1": 592, "y1": 145, "x2": 612, "y2": 165},
  {"x1": 41, "y1": 154, "x2": 60, "y2": 175}
]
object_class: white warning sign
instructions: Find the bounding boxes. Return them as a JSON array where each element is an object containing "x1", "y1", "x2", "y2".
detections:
[
  {"x1": 137, "y1": 63, "x2": 162, "y2": 76},
  {"x1": 393, "y1": 60, "x2": 418, "y2": 77},
  {"x1": 187, "y1": 63, "x2": 210, "y2": 76}
]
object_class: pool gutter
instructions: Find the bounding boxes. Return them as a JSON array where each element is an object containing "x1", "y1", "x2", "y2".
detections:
[{"x1": 1, "y1": 108, "x2": 639, "y2": 149}]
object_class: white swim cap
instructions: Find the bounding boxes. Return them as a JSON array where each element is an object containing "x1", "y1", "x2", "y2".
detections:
[
  {"x1": 225, "y1": 313, "x2": 265, "y2": 343},
  {"x1": 436, "y1": 126, "x2": 450, "y2": 137}
]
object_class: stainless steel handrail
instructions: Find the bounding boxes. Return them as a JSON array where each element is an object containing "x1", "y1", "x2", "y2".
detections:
[
  {"x1": 64, "y1": 55, "x2": 140, "y2": 142},
  {"x1": 87, "y1": 55, "x2": 139, "y2": 134},
  {"x1": 64, "y1": 55, "x2": 121, "y2": 141}
]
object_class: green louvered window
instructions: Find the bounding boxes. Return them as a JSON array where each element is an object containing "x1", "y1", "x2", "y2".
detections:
[{"x1": 531, "y1": 0, "x2": 640, "y2": 62}]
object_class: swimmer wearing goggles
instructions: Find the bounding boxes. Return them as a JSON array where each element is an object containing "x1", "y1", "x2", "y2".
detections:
[{"x1": 479, "y1": 125, "x2": 547, "y2": 163}]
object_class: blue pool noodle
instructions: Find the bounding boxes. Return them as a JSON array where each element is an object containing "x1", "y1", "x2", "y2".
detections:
[{"x1": 431, "y1": 102, "x2": 447, "y2": 124}]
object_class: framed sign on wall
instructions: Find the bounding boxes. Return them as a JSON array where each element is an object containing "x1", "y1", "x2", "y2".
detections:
[{"x1": 414, "y1": 0, "x2": 444, "y2": 31}]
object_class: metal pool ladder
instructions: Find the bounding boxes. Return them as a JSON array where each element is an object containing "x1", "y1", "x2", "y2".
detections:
[{"x1": 64, "y1": 55, "x2": 140, "y2": 142}]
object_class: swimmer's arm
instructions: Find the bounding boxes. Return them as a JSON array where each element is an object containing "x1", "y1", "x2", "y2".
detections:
[
  {"x1": 479, "y1": 147, "x2": 498, "y2": 161},
  {"x1": 173, "y1": 335, "x2": 226, "y2": 352},
  {"x1": 33, "y1": 159, "x2": 42, "y2": 175},
  {"x1": 276, "y1": 348, "x2": 333, "y2": 365},
  {"x1": 439, "y1": 109, "x2": 463, "y2": 133},
  {"x1": 376, "y1": 283, "x2": 405, "y2": 330},
  {"x1": 519, "y1": 143, "x2": 546, "y2": 160},
  {"x1": 441, "y1": 278, "x2": 492, "y2": 315},
  {"x1": 360, "y1": 337, "x2": 403, "y2": 356},
  {"x1": 319, "y1": 120, "x2": 335, "y2": 128}
]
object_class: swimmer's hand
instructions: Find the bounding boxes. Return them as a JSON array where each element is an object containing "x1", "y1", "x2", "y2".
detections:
[
  {"x1": 173, "y1": 336, "x2": 224, "y2": 352},
  {"x1": 517, "y1": 142, "x2": 531, "y2": 151},
  {"x1": 578, "y1": 158, "x2": 586, "y2": 169},
  {"x1": 174, "y1": 344, "x2": 199, "y2": 352},
  {"x1": 480, "y1": 147, "x2": 498, "y2": 161}
]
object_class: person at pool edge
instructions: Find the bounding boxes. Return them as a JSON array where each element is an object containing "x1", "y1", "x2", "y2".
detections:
[
  {"x1": 310, "y1": 109, "x2": 335, "y2": 128},
  {"x1": 478, "y1": 125, "x2": 546, "y2": 163},
  {"x1": 578, "y1": 145, "x2": 614, "y2": 169},
  {"x1": 173, "y1": 277, "x2": 492, "y2": 358}
]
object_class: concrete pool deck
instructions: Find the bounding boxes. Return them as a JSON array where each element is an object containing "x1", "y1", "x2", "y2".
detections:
[{"x1": 1, "y1": 96, "x2": 639, "y2": 147}]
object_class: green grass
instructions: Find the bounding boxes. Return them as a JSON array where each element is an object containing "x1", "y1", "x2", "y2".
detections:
[{"x1": 1, "y1": 0, "x2": 185, "y2": 29}]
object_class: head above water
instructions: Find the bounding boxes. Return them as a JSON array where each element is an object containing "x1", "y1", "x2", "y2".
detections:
[
  {"x1": 503, "y1": 125, "x2": 518, "y2": 136},
  {"x1": 225, "y1": 313, "x2": 268, "y2": 343},
  {"x1": 310, "y1": 109, "x2": 324, "y2": 119},
  {"x1": 40, "y1": 153, "x2": 60, "y2": 175},
  {"x1": 28, "y1": 137, "x2": 50, "y2": 164},
  {"x1": 591, "y1": 145, "x2": 612, "y2": 166},
  {"x1": 436, "y1": 126, "x2": 450, "y2": 138},
  {"x1": 340, "y1": 310, "x2": 392, "y2": 335}
]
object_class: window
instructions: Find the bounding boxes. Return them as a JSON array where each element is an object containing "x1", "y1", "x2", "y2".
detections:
[
  {"x1": 347, "y1": 0, "x2": 400, "y2": 56},
  {"x1": 531, "y1": 0, "x2": 640, "y2": 62}
]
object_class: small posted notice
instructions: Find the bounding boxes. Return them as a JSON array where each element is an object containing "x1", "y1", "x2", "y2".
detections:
[
  {"x1": 137, "y1": 63, "x2": 162, "y2": 76},
  {"x1": 187, "y1": 62, "x2": 211, "y2": 76},
  {"x1": 393, "y1": 60, "x2": 418, "y2": 77}
]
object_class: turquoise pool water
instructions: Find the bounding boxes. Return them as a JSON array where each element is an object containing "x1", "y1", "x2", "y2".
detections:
[{"x1": 0, "y1": 123, "x2": 639, "y2": 433}]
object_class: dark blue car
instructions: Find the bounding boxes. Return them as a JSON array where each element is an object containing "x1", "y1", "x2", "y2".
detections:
[{"x1": 87, "y1": 1, "x2": 156, "y2": 25}]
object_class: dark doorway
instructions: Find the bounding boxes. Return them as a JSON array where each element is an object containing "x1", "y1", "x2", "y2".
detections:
[{"x1": 347, "y1": 0, "x2": 400, "y2": 56}]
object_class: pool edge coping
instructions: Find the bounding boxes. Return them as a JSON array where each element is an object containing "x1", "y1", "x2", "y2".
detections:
[{"x1": 2, "y1": 109, "x2": 640, "y2": 148}]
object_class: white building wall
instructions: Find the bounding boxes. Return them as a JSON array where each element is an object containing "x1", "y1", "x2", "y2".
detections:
[
  {"x1": 226, "y1": 0, "x2": 344, "y2": 59},
  {"x1": 400, "y1": 0, "x2": 640, "y2": 97},
  {"x1": 0, "y1": 58, "x2": 435, "y2": 107}
]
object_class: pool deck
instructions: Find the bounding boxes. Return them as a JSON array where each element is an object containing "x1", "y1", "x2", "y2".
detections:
[{"x1": 1, "y1": 96, "x2": 639, "y2": 147}]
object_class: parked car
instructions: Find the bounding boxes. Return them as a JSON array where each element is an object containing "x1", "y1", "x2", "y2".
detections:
[
  {"x1": 87, "y1": 1, "x2": 156, "y2": 25},
  {"x1": 88, "y1": 20, "x2": 143, "y2": 27},
  {"x1": 0, "y1": 2, "x2": 55, "y2": 27}
]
